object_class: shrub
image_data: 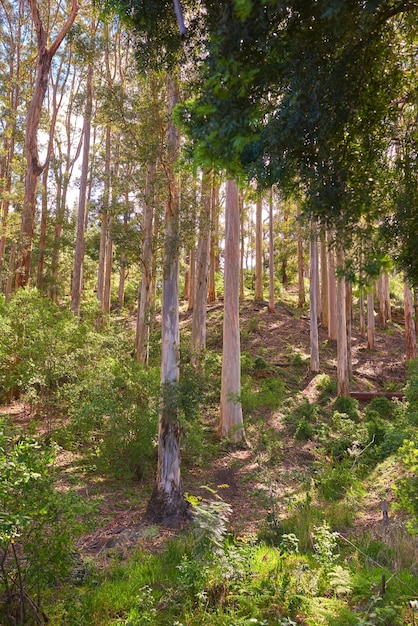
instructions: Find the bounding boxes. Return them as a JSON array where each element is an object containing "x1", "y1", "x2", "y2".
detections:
[
  {"x1": 394, "y1": 439, "x2": 418, "y2": 533},
  {"x1": 0, "y1": 419, "x2": 90, "y2": 624},
  {"x1": 332, "y1": 396, "x2": 360, "y2": 422}
]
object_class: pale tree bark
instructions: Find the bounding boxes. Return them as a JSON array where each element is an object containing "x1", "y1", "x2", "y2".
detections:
[
  {"x1": 375, "y1": 272, "x2": 392, "y2": 329},
  {"x1": 220, "y1": 181, "x2": 245, "y2": 443},
  {"x1": 320, "y1": 228, "x2": 328, "y2": 328},
  {"x1": 327, "y1": 244, "x2": 337, "y2": 341},
  {"x1": 296, "y1": 203, "x2": 305, "y2": 308},
  {"x1": 103, "y1": 215, "x2": 113, "y2": 313},
  {"x1": 359, "y1": 245, "x2": 366, "y2": 337},
  {"x1": 49, "y1": 64, "x2": 83, "y2": 302},
  {"x1": 71, "y1": 60, "x2": 93, "y2": 316},
  {"x1": 404, "y1": 281, "x2": 417, "y2": 361},
  {"x1": 268, "y1": 187, "x2": 275, "y2": 312},
  {"x1": 255, "y1": 195, "x2": 264, "y2": 300},
  {"x1": 367, "y1": 289, "x2": 375, "y2": 350},
  {"x1": 187, "y1": 249, "x2": 196, "y2": 310},
  {"x1": 309, "y1": 218, "x2": 320, "y2": 373},
  {"x1": 208, "y1": 182, "x2": 219, "y2": 302},
  {"x1": 36, "y1": 46, "x2": 71, "y2": 290},
  {"x1": 191, "y1": 170, "x2": 211, "y2": 352},
  {"x1": 118, "y1": 206, "x2": 129, "y2": 308},
  {"x1": 15, "y1": 0, "x2": 79, "y2": 288},
  {"x1": 239, "y1": 192, "x2": 245, "y2": 301},
  {"x1": 97, "y1": 125, "x2": 111, "y2": 307},
  {"x1": 136, "y1": 163, "x2": 155, "y2": 365},
  {"x1": 346, "y1": 281, "x2": 353, "y2": 378},
  {"x1": 146, "y1": 75, "x2": 190, "y2": 526},
  {"x1": 336, "y1": 245, "x2": 349, "y2": 396}
]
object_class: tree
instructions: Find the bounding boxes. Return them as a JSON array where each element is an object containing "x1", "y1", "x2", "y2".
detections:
[
  {"x1": 309, "y1": 218, "x2": 319, "y2": 373},
  {"x1": 146, "y1": 74, "x2": 190, "y2": 525},
  {"x1": 15, "y1": 0, "x2": 79, "y2": 288},
  {"x1": 220, "y1": 180, "x2": 245, "y2": 443}
]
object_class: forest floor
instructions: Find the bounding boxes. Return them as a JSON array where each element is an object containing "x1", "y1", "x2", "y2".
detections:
[{"x1": 1, "y1": 295, "x2": 409, "y2": 564}]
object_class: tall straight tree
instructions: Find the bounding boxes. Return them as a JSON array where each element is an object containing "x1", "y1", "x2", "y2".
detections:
[
  {"x1": 309, "y1": 218, "x2": 319, "y2": 373},
  {"x1": 268, "y1": 187, "x2": 275, "y2": 312},
  {"x1": 15, "y1": 0, "x2": 79, "y2": 288},
  {"x1": 71, "y1": 56, "x2": 93, "y2": 315},
  {"x1": 220, "y1": 180, "x2": 245, "y2": 443},
  {"x1": 146, "y1": 74, "x2": 190, "y2": 525},
  {"x1": 191, "y1": 170, "x2": 211, "y2": 353},
  {"x1": 254, "y1": 195, "x2": 263, "y2": 300},
  {"x1": 135, "y1": 163, "x2": 155, "y2": 365},
  {"x1": 336, "y1": 245, "x2": 349, "y2": 396}
]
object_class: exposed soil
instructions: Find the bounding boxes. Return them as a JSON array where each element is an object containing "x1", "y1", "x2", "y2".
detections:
[{"x1": 1, "y1": 298, "x2": 409, "y2": 558}]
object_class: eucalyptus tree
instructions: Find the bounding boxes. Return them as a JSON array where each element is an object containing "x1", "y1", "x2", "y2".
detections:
[{"x1": 15, "y1": 0, "x2": 79, "y2": 289}]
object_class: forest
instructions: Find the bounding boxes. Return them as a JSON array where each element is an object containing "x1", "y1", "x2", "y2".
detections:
[{"x1": 1, "y1": 0, "x2": 418, "y2": 624}]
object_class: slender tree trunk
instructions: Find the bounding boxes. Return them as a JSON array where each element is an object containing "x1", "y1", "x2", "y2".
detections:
[
  {"x1": 297, "y1": 203, "x2": 305, "y2": 308},
  {"x1": 336, "y1": 245, "x2": 349, "y2": 396},
  {"x1": 71, "y1": 62, "x2": 93, "y2": 315},
  {"x1": 255, "y1": 196, "x2": 263, "y2": 300},
  {"x1": 320, "y1": 228, "x2": 328, "y2": 328},
  {"x1": 103, "y1": 217, "x2": 113, "y2": 313},
  {"x1": 15, "y1": 0, "x2": 79, "y2": 288},
  {"x1": 146, "y1": 75, "x2": 190, "y2": 526},
  {"x1": 192, "y1": 170, "x2": 211, "y2": 352},
  {"x1": 187, "y1": 249, "x2": 196, "y2": 310},
  {"x1": 239, "y1": 193, "x2": 245, "y2": 301},
  {"x1": 135, "y1": 163, "x2": 155, "y2": 365},
  {"x1": 328, "y1": 245, "x2": 337, "y2": 341},
  {"x1": 118, "y1": 209, "x2": 129, "y2": 308},
  {"x1": 268, "y1": 187, "x2": 275, "y2": 312},
  {"x1": 220, "y1": 180, "x2": 245, "y2": 443},
  {"x1": 346, "y1": 281, "x2": 353, "y2": 378},
  {"x1": 208, "y1": 182, "x2": 219, "y2": 303},
  {"x1": 367, "y1": 290, "x2": 375, "y2": 350},
  {"x1": 97, "y1": 125, "x2": 111, "y2": 307},
  {"x1": 404, "y1": 281, "x2": 417, "y2": 361},
  {"x1": 309, "y1": 218, "x2": 320, "y2": 373}
]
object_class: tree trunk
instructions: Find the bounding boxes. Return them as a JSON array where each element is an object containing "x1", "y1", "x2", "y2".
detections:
[
  {"x1": 268, "y1": 187, "x2": 275, "y2": 312},
  {"x1": 220, "y1": 181, "x2": 245, "y2": 443},
  {"x1": 208, "y1": 182, "x2": 219, "y2": 303},
  {"x1": 367, "y1": 289, "x2": 375, "y2": 350},
  {"x1": 187, "y1": 248, "x2": 196, "y2": 310},
  {"x1": 255, "y1": 196, "x2": 263, "y2": 300},
  {"x1": 191, "y1": 170, "x2": 211, "y2": 352},
  {"x1": 135, "y1": 163, "x2": 155, "y2": 364},
  {"x1": 15, "y1": 0, "x2": 79, "y2": 288},
  {"x1": 239, "y1": 192, "x2": 245, "y2": 301},
  {"x1": 97, "y1": 125, "x2": 111, "y2": 307},
  {"x1": 346, "y1": 281, "x2": 353, "y2": 378},
  {"x1": 309, "y1": 218, "x2": 320, "y2": 373},
  {"x1": 327, "y1": 245, "x2": 337, "y2": 341},
  {"x1": 297, "y1": 203, "x2": 305, "y2": 308},
  {"x1": 71, "y1": 61, "x2": 93, "y2": 315},
  {"x1": 404, "y1": 281, "x2": 417, "y2": 361},
  {"x1": 336, "y1": 245, "x2": 349, "y2": 396},
  {"x1": 320, "y1": 228, "x2": 328, "y2": 328},
  {"x1": 146, "y1": 75, "x2": 190, "y2": 526}
]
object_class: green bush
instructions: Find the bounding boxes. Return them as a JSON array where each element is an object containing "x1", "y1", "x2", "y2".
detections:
[
  {"x1": 0, "y1": 419, "x2": 90, "y2": 624},
  {"x1": 332, "y1": 396, "x2": 360, "y2": 422},
  {"x1": 394, "y1": 439, "x2": 418, "y2": 533}
]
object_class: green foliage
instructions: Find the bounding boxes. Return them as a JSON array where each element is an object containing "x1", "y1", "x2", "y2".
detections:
[
  {"x1": 0, "y1": 289, "x2": 81, "y2": 402},
  {"x1": 394, "y1": 439, "x2": 418, "y2": 533},
  {"x1": 0, "y1": 419, "x2": 91, "y2": 624},
  {"x1": 315, "y1": 374, "x2": 337, "y2": 397},
  {"x1": 332, "y1": 396, "x2": 360, "y2": 422},
  {"x1": 316, "y1": 463, "x2": 357, "y2": 502}
]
